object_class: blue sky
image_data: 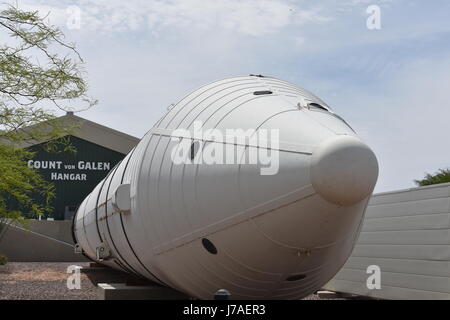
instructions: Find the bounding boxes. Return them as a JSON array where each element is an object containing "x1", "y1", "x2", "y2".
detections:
[{"x1": 5, "y1": 0, "x2": 450, "y2": 192}]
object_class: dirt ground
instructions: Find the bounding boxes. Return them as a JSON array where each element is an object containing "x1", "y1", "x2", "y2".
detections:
[
  {"x1": 0, "y1": 262, "x2": 348, "y2": 300},
  {"x1": 0, "y1": 262, "x2": 128, "y2": 300}
]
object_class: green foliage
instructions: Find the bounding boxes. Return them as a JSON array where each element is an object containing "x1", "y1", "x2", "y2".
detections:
[
  {"x1": 0, "y1": 145, "x2": 55, "y2": 219},
  {"x1": 0, "y1": 4, "x2": 96, "y2": 225},
  {"x1": 0, "y1": 5, "x2": 96, "y2": 111},
  {"x1": 0, "y1": 254, "x2": 7, "y2": 265},
  {"x1": 414, "y1": 168, "x2": 450, "y2": 187}
]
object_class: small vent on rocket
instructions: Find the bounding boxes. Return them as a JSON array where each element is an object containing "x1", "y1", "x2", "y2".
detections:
[
  {"x1": 286, "y1": 274, "x2": 306, "y2": 282},
  {"x1": 253, "y1": 90, "x2": 273, "y2": 96},
  {"x1": 202, "y1": 238, "x2": 218, "y2": 255}
]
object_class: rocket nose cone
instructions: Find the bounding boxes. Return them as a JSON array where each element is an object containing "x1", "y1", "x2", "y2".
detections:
[{"x1": 310, "y1": 135, "x2": 379, "y2": 206}]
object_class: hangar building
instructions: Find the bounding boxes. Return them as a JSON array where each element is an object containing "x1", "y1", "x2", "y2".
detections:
[{"x1": 21, "y1": 112, "x2": 139, "y2": 220}]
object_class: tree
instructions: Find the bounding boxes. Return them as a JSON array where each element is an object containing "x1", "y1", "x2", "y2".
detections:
[
  {"x1": 414, "y1": 168, "x2": 450, "y2": 187},
  {"x1": 0, "y1": 4, "x2": 96, "y2": 241}
]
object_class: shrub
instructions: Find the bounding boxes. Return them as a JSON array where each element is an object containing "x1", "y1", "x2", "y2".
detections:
[{"x1": 414, "y1": 168, "x2": 450, "y2": 186}]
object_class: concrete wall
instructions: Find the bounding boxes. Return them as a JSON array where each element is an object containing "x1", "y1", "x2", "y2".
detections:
[
  {"x1": 324, "y1": 183, "x2": 450, "y2": 300},
  {"x1": 0, "y1": 220, "x2": 88, "y2": 262}
]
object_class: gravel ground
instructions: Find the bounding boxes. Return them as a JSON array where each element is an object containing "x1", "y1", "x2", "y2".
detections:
[
  {"x1": 0, "y1": 262, "x2": 129, "y2": 300},
  {"x1": 0, "y1": 262, "x2": 351, "y2": 300}
]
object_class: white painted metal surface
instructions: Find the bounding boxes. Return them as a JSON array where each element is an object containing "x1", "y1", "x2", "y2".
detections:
[
  {"x1": 73, "y1": 75, "x2": 378, "y2": 299},
  {"x1": 324, "y1": 183, "x2": 450, "y2": 300}
]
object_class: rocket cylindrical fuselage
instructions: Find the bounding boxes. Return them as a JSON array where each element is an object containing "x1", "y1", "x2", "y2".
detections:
[{"x1": 73, "y1": 76, "x2": 378, "y2": 299}]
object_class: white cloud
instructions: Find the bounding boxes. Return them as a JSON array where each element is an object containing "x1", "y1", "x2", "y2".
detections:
[
  {"x1": 14, "y1": 0, "x2": 330, "y2": 36},
  {"x1": 293, "y1": 36, "x2": 306, "y2": 46}
]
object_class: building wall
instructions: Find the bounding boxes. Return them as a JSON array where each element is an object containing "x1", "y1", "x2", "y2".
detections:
[
  {"x1": 26, "y1": 135, "x2": 126, "y2": 220},
  {"x1": 0, "y1": 220, "x2": 88, "y2": 262},
  {"x1": 324, "y1": 183, "x2": 450, "y2": 300}
]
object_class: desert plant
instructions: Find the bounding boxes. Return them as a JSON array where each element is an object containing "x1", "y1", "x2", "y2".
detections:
[
  {"x1": 414, "y1": 168, "x2": 450, "y2": 187},
  {"x1": 0, "y1": 254, "x2": 7, "y2": 265}
]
